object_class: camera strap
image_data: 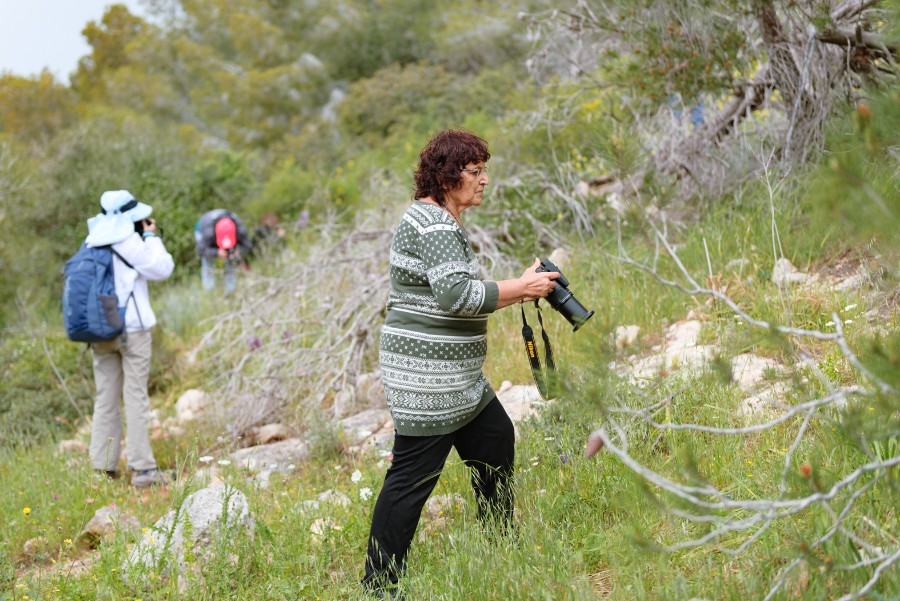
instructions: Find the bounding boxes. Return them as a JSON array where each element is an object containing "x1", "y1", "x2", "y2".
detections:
[{"x1": 521, "y1": 300, "x2": 556, "y2": 400}]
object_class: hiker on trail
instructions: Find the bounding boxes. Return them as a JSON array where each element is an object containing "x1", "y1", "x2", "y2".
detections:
[
  {"x1": 194, "y1": 209, "x2": 252, "y2": 295},
  {"x1": 83, "y1": 190, "x2": 174, "y2": 488},
  {"x1": 361, "y1": 129, "x2": 559, "y2": 597}
]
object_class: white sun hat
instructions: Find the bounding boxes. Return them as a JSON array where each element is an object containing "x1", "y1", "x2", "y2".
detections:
[{"x1": 85, "y1": 190, "x2": 153, "y2": 247}]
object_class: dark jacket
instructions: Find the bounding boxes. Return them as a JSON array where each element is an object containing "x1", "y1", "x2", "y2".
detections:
[{"x1": 195, "y1": 209, "x2": 252, "y2": 258}]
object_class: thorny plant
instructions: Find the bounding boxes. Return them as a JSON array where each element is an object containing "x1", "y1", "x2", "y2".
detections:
[
  {"x1": 590, "y1": 187, "x2": 898, "y2": 598},
  {"x1": 188, "y1": 211, "x2": 395, "y2": 439}
]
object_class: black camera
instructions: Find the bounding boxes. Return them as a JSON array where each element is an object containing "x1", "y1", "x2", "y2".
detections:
[{"x1": 535, "y1": 258, "x2": 594, "y2": 331}]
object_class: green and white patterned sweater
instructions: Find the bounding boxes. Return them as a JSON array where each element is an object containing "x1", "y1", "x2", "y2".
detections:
[{"x1": 380, "y1": 201, "x2": 500, "y2": 436}]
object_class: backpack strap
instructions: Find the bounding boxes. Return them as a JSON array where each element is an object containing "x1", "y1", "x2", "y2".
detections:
[
  {"x1": 110, "y1": 248, "x2": 134, "y2": 270},
  {"x1": 109, "y1": 248, "x2": 145, "y2": 331}
]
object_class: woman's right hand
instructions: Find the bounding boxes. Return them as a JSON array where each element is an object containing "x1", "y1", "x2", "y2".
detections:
[{"x1": 519, "y1": 257, "x2": 559, "y2": 302}]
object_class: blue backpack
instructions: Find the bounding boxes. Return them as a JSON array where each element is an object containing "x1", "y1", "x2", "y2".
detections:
[{"x1": 62, "y1": 244, "x2": 134, "y2": 343}]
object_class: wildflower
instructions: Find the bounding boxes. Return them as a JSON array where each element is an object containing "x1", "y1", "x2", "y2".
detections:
[
  {"x1": 64, "y1": 538, "x2": 72, "y2": 546},
  {"x1": 845, "y1": 319, "x2": 853, "y2": 324},
  {"x1": 351, "y1": 470, "x2": 362, "y2": 483},
  {"x1": 544, "y1": 437, "x2": 555, "y2": 441},
  {"x1": 85, "y1": 498, "x2": 94, "y2": 505},
  {"x1": 142, "y1": 527, "x2": 149, "y2": 534},
  {"x1": 217, "y1": 459, "x2": 231, "y2": 466},
  {"x1": 844, "y1": 304, "x2": 857, "y2": 311},
  {"x1": 825, "y1": 321, "x2": 835, "y2": 327},
  {"x1": 22, "y1": 507, "x2": 30, "y2": 516},
  {"x1": 198, "y1": 456, "x2": 214, "y2": 463},
  {"x1": 287, "y1": 464, "x2": 296, "y2": 471},
  {"x1": 360, "y1": 487, "x2": 373, "y2": 501}
]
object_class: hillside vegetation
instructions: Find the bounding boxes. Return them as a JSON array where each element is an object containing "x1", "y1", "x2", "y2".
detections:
[{"x1": 1, "y1": 1, "x2": 898, "y2": 599}]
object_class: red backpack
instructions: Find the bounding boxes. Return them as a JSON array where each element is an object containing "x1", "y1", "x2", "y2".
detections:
[{"x1": 214, "y1": 217, "x2": 237, "y2": 251}]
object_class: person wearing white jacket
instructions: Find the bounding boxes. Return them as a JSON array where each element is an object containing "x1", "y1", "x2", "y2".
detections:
[{"x1": 84, "y1": 190, "x2": 175, "y2": 488}]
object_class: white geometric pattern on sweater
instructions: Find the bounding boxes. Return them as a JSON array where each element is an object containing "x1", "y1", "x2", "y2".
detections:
[{"x1": 380, "y1": 202, "x2": 498, "y2": 435}]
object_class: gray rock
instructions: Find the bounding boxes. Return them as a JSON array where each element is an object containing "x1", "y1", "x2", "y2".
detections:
[
  {"x1": 123, "y1": 484, "x2": 254, "y2": 583},
  {"x1": 175, "y1": 389, "x2": 210, "y2": 424},
  {"x1": 244, "y1": 423, "x2": 294, "y2": 447},
  {"x1": 229, "y1": 437, "x2": 308, "y2": 472},
  {"x1": 78, "y1": 505, "x2": 140, "y2": 549},
  {"x1": 23, "y1": 536, "x2": 51, "y2": 556},
  {"x1": 771, "y1": 258, "x2": 809, "y2": 285},
  {"x1": 614, "y1": 325, "x2": 641, "y2": 350},
  {"x1": 340, "y1": 409, "x2": 392, "y2": 447}
]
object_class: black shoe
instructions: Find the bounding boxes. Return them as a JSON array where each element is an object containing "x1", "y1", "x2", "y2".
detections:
[{"x1": 95, "y1": 469, "x2": 120, "y2": 480}]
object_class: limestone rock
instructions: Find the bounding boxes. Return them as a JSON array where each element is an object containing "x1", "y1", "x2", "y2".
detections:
[
  {"x1": 229, "y1": 437, "x2": 308, "y2": 473},
  {"x1": 175, "y1": 389, "x2": 211, "y2": 424},
  {"x1": 731, "y1": 353, "x2": 784, "y2": 391},
  {"x1": 497, "y1": 383, "x2": 545, "y2": 424},
  {"x1": 771, "y1": 258, "x2": 809, "y2": 285},
  {"x1": 244, "y1": 423, "x2": 294, "y2": 447},
  {"x1": 340, "y1": 408, "x2": 392, "y2": 447},
  {"x1": 547, "y1": 247, "x2": 572, "y2": 268},
  {"x1": 78, "y1": 505, "x2": 140, "y2": 548},
  {"x1": 418, "y1": 493, "x2": 467, "y2": 541},
  {"x1": 625, "y1": 320, "x2": 714, "y2": 385},
  {"x1": 614, "y1": 325, "x2": 641, "y2": 350},
  {"x1": 123, "y1": 484, "x2": 255, "y2": 582},
  {"x1": 23, "y1": 536, "x2": 52, "y2": 556},
  {"x1": 334, "y1": 371, "x2": 387, "y2": 419}
]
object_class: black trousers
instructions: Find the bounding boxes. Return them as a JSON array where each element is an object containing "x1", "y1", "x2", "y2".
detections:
[{"x1": 363, "y1": 396, "x2": 515, "y2": 589}]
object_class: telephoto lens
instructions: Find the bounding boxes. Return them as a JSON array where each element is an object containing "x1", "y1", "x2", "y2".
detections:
[{"x1": 536, "y1": 258, "x2": 595, "y2": 331}]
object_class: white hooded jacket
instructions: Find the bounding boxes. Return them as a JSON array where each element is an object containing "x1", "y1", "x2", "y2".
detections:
[{"x1": 107, "y1": 233, "x2": 174, "y2": 332}]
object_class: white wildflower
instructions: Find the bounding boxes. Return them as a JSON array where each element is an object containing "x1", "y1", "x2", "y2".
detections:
[
  {"x1": 351, "y1": 469, "x2": 362, "y2": 483},
  {"x1": 825, "y1": 321, "x2": 835, "y2": 327},
  {"x1": 844, "y1": 304, "x2": 857, "y2": 311},
  {"x1": 844, "y1": 319, "x2": 853, "y2": 324},
  {"x1": 360, "y1": 487, "x2": 373, "y2": 501},
  {"x1": 217, "y1": 459, "x2": 231, "y2": 466},
  {"x1": 287, "y1": 464, "x2": 296, "y2": 471},
  {"x1": 543, "y1": 437, "x2": 555, "y2": 441},
  {"x1": 198, "y1": 456, "x2": 214, "y2": 463}
]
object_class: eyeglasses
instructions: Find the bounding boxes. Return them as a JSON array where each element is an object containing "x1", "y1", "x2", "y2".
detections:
[{"x1": 461, "y1": 166, "x2": 488, "y2": 179}]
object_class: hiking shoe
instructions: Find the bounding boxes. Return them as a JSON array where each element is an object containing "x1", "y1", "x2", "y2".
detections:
[
  {"x1": 131, "y1": 469, "x2": 174, "y2": 488},
  {"x1": 101, "y1": 470, "x2": 120, "y2": 480}
]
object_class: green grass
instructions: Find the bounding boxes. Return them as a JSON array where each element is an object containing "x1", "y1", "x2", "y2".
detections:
[{"x1": 3, "y1": 92, "x2": 899, "y2": 600}]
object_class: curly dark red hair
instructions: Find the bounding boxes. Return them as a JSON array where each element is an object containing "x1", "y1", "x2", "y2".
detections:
[{"x1": 413, "y1": 129, "x2": 490, "y2": 206}]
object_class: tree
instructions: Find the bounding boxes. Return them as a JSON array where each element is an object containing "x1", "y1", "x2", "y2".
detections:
[
  {"x1": 522, "y1": 0, "x2": 899, "y2": 197},
  {"x1": 0, "y1": 72, "x2": 77, "y2": 143}
]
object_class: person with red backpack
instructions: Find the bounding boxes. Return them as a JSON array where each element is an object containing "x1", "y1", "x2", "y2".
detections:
[
  {"x1": 194, "y1": 209, "x2": 252, "y2": 295},
  {"x1": 82, "y1": 190, "x2": 174, "y2": 488}
]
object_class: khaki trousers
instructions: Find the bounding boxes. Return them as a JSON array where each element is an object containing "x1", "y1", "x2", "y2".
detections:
[{"x1": 89, "y1": 330, "x2": 157, "y2": 472}]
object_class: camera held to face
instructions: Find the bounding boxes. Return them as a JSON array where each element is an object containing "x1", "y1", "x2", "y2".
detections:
[{"x1": 535, "y1": 258, "x2": 594, "y2": 331}]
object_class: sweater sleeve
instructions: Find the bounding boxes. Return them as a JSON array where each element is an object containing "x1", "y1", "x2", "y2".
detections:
[{"x1": 419, "y1": 226, "x2": 498, "y2": 316}]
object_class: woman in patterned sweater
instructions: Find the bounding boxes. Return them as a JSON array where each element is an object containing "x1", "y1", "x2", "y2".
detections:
[{"x1": 363, "y1": 130, "x2": 560, "y2": 596}]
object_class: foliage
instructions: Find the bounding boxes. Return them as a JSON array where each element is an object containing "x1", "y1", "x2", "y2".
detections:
[{"x1": 0, "y1": 72, "x2": 77, "y2": 142}]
